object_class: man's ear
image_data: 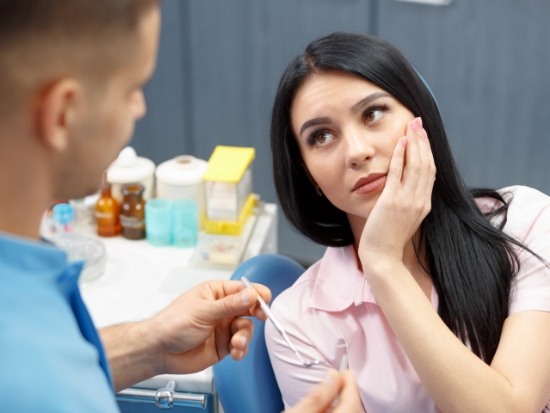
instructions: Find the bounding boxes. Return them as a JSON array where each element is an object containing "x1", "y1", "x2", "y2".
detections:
[{"x1": 35, "y1": 78, "x2": 82, "y2": 152}]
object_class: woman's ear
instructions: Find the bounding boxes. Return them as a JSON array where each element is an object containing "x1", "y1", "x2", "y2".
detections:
[{"x1": 35, "y1": 78, "x2": 82, "y2": 152}]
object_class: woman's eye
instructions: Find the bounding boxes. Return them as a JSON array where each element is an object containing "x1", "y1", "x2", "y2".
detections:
[
  {"x1": 307, "y1": 130, "x2": 334, "y2": 147},
  {"x1": 363, "y1": 104, "x2": 389, "y2": 124}
]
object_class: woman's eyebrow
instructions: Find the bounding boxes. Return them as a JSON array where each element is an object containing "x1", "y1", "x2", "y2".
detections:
[
  {"x1": 298, "y1": 92, "x2": 391, "y2": 136},
  {"x1": 299, "y1": 116, "x2": 332, "y2": 136},
  {"x1": 350, "y1": 92, "x2": 391, "y2": 114}
]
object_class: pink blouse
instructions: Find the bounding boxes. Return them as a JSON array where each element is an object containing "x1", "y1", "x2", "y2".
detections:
[{"x1": 265, "y1": 186, "x2": 550, "y2": 413}]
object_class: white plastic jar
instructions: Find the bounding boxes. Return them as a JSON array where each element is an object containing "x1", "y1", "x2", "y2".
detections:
[
  {"x1": 106, "y1": 147, "x2": 156, "y2": 202},
  {"x1": 155, "y1": 155, "x2": 208, "y2": 221}
]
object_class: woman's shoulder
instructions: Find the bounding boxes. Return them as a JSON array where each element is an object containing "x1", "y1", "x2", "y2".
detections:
[
  {"x1": 500, "y1": 185, "x2": 550, "y2": 234},
  {"x1": 500, "y1": 187, "x2": 550, "y2": 314},
  {"x1": 499, "y1": 185, "x2": 550, "y2": 207},
  {"x1": 270, "y1": 254, "x2": 324, "y2": 310},
  {"x1": 475, "y1": 186, "x2": 550, "y2": 234},
  {"x1": 272, "y1": 246, "x2": 363, "y2": 314},
  {"x1": 476, "y1": 185, "x2": 549, "y2": 210}
]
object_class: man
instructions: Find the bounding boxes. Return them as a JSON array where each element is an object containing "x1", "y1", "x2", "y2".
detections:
[{"x1": 0, "y1": 1, "x2": 360, "y2": 412}]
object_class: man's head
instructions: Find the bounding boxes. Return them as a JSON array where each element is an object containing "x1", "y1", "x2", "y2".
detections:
[{"x1": 0, "y1": 0, "x2": 162, "y2": 200}]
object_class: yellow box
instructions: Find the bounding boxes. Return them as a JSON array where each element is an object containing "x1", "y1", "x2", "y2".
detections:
[{"x1": 202, "y1": 146, "x2": 256, "y2": 235}]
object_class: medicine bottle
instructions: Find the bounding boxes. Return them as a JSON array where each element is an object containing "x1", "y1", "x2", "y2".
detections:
[
  {"x1": 120, "y1": 183, "x2": 146, "y2": 240},
  {"x1": 95, "y1": 181, "x2": 121, "y2": 237}
]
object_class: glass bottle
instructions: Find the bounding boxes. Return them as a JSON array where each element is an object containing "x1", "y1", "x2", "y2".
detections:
[
  {"x1": 120, "y1": 183, "x2": 146, "y2": 240},
  {"x1": 95, "y1": 181, "x2": 121, "y2": 237}
]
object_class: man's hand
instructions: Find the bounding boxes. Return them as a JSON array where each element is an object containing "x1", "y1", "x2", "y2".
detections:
[
  {"x1": 102, "y1": 279, "x2": 270, "y2": 391},
  {"x1": 149, "y1": 279, "x2": 271, "y2": 374},
  {"x1": 285, "y1": 370, "x2": 362, "y2": 413}
]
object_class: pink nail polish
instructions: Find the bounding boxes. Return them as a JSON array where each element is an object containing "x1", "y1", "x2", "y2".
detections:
[{"x1": 416, "y1": 117, "x2": 423, "y2": 130}]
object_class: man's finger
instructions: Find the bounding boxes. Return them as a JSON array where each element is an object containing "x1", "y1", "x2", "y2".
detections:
[
  {"x1": 333, "y1": 370, "x2": 362, "y2": 413},
  {"x1": 209, "y1": 286, "x2": 258, "y2": 320},
  {"x1": 204, "y1": 280, "x2": 271, "y2": 320},
  {"x1": 285, "y1": 370, "x2": 342, "y2": 412},
  {"x1": 230, "y1": 318, "x2": 254, "y2": 349}
]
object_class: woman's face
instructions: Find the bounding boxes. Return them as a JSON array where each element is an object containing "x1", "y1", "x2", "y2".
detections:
[{"x1": 291, "y1": 70, "x2": 415, "y2": 221}]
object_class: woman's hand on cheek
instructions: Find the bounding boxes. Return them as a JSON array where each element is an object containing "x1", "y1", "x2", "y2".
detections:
[{"x1": 358, "y1": 117, "x2": 436, "y2": 272}]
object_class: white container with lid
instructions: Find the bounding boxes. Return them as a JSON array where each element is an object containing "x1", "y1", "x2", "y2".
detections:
[
  {"x1": 106, "y1": 147, "x2": 156, "y2": 202},
  {"x1": 155, "y1": 155, "x2": 208, "y2": 220}
]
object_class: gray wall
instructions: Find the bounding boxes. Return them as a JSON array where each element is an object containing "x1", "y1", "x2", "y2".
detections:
[{"x1": 131, "y1": 0, "x2": 550, "y2": 266}]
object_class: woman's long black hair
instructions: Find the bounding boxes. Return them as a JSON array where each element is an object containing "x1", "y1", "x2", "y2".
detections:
[{"x1": 270, "y1": 32, "x2": 532, "y2": 362}]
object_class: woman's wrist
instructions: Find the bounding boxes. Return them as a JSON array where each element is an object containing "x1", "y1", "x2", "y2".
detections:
[{"x1": 361, "y1": 254, "x2": 405, "y2": 281}]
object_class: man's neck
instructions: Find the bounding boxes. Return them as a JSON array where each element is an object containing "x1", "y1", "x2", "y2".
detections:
[
  {"x1": 0, "y1": 176, "x2": 51, "y2": 240},
  {"x1": 0, "y1": 135, "x2": 53, "y2": 240}
]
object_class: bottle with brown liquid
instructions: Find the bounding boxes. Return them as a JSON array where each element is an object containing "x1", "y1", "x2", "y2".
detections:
[
  {"x1": 120, "y1": 183, "x2": 146, "y2": 240},
  {"x1": 95, "y1": 181, "x2": 121, "y2": 237}
]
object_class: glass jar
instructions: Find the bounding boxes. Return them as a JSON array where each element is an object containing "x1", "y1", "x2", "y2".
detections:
[
  {"x1": 120, "y1": 183, "x2": 146, "y2": 240},
  {"x1": 95, "y1": 181, "x2": 121, "y2": 237}
]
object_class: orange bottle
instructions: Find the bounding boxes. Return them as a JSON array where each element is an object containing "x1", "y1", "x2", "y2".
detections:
[{"x1": 95, "y1": 181, "x2": 121, "y2": 237}]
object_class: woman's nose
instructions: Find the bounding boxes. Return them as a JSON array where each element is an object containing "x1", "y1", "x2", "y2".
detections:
[{"x1": 345, "y1": 128, "x2": 374, "y2": 168}]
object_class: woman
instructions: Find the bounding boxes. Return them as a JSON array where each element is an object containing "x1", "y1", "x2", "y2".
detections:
[{"x1": 266, "y1": 32, "x2": 550, "y2": 413}]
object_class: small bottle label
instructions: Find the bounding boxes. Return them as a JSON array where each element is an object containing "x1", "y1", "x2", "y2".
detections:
[
  {"x1": 120, "y1": 215, "x2": 144, "y2": 229},
  {"x1": 95, "y1": 211, "x2": 115, "y2": 220}
]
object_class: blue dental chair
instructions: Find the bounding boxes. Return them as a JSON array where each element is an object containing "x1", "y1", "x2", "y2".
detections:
[{"x1": 213, "y1": 254, "x2": 305, "y2": 413}]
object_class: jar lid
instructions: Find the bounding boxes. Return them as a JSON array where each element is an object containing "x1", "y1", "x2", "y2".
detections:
[
  {"x1": 155, "y1": 155, "x2": 208, "y2": 186},
  {"x1": 106, "y1": 147, "x2": 155, "y2": 184},
  {"x1": 52, "y1": 203, "x2": 74, "y2": 225}
]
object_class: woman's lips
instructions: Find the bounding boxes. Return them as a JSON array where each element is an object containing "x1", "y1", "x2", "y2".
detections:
[{"x1": 352, "y1": 174, "x2": 387, "y2": 194}]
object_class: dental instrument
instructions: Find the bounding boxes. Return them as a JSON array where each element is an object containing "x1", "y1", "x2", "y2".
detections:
[
  {"x1": 339, "y1": 353, "x2": 349, "y2": 372},
  {"x1": 241, "y1": 276, "x2": 320, "y2": 368}
]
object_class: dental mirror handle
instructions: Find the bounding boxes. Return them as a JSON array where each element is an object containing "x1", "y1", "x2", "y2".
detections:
[{"x1": 241, "y1": 276, "x2": 311, "y2": 365}]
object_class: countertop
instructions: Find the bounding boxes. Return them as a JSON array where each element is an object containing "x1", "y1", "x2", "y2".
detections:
[{"x1": 80, "y1": 203, "x2": 277, "y2": 393}]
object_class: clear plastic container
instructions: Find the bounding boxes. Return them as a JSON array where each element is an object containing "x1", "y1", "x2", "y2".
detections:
[{"x1": 51, "y1": 233, "x2": 107, "y2": 284}]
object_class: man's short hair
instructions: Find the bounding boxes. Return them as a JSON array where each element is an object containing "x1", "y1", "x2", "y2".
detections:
[{"x1": 0, "y1": 0, "x2": 161, "y2": 116}]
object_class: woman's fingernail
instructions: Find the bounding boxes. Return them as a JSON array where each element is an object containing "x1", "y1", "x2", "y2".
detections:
[
  {"x1": 239, "y1": 335, "x2": 247, "y2": 347},
  {"x1": 416, "y1": 117, "x2": 423, "y2": 130},
  {"x1": 411, "y1": 118, "x2": 419, "y2": 132}
]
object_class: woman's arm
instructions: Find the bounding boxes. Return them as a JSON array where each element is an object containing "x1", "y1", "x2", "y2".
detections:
[
  {"x1": 265, "y1": 288, "x2": 349, "y2": 409},
  {"x1": 359, "y1": 120, "x2": 550, "y2": 413},
  {"x1": 365, "y1": 260, "x2": 550, "y2": 413}
]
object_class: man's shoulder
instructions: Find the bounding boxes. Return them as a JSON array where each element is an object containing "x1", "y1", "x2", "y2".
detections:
[{"x1": 0, "y1": 301, "x2": 119, "y2": 412}]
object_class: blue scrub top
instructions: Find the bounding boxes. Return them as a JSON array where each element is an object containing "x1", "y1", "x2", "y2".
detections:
[{"x1": 0, "y1": 233, "x2": 119, "y2": 412}]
